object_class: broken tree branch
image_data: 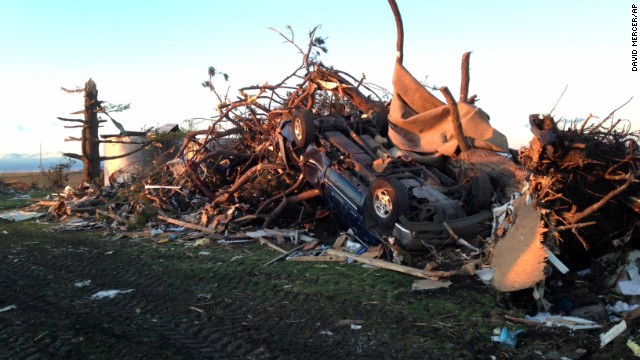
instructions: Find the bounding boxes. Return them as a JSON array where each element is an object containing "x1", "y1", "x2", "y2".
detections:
[
  {"x1": 549, "y1": 84, "x2": 568, "y2": 115},
  {"x1": 588, "y1": 97, "x2": 633, "y2": 134},
  {"x1": 440, "y1": 86, "x2": 471, "y2": 153},
  {"x1": 564, "y1": 174, "x2": 635, "y2": 224},
  {"x1": 57, "y1": 117, "x2": 85, "y2": 123},
  {"x1": 99, "y1": 142, "x2": 152, "y2": 161},
  {"x1": 459, "y1": 52, "x2": 471, "y2": 103},
  {"x1": 62, "y1": 153, "x2": 83, "y2": 160},
  {"x1": 388, "y1": 0, "x2": 404, "y2": 65},
  {"x1": 255, "y1": 174, "x2": 306, "y2": 215},
  {"x1": 213, "y1": 163, "x2": 287, "y2": 206},
  {"x1": 263, "y1": 189, "x2": 321, "y2": 228}
]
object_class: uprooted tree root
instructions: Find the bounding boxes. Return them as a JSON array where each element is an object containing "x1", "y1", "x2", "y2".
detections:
[{"x1": 520, "y1": 112, "x2": 639, "y2": 269}]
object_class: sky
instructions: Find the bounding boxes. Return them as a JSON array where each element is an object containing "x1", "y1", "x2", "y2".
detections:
[{"x1": 0, "y1": 0, "x2": 637, "y2": 160}]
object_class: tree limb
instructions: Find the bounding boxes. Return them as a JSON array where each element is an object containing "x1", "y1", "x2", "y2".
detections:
[
  {"x1": 460, "y1": 52, "x2": 471, "y2": 103},
  {"x1": 387, "y1": 0, "x2": 404, "y2": 64},
  {"x1": 63, "y1": 153, "x2": 83, "y2": 160},
  {"x1": 440, "y1": 86, "x2": 471, "y2": 152},
  {"x1": 99, "y1": 142, "x2": 152, "y2": 161},
  {"x1": 564, "y1": 174, "x2": 635, "y2": 224},
  {"x1": 57, "y1": 117, "x2": 85, "y2": 123},
  {"x1": 263, "y1": 189, "x2": 321, "y2": 228}
]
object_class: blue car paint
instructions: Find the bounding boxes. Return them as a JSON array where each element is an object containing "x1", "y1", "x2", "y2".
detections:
[
  {"x1": 281, "y1": 121, "x2": 381, "y2": 244},
  {"x1": 302, "y1": 144, "x2": 381, "y2": 244}
]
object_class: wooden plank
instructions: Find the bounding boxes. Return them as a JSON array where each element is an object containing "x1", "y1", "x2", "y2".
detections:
[
  {"x1": 288, "y1": 255, "x2": 347, "y2": 262},
  {"x1": 156, "y1": 215, "x2": 223, "y2": 239},
  {"x1": 257, "y1": 237, "x2": 287, "y2": 254},
  {"x1": 96, "y1": 209, "x2": 125, "y2": 223},
  {"x1": 326, "y1": 249, "x2": 457, "y2": 279},
  {"x1": 36, "y1": 200, "x2": 60, "y2": 207},
  {"x1": 264, "y1": 243, "x2": 307, "y2": 266}
]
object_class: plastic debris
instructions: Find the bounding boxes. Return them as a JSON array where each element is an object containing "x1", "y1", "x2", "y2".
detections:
[
  {"x1": 74, "y1": 280, "x2": 92, "y2": 288},
  {"x1": 89, "y1": 289, "x2": 135, "y2": 300},
  {"x1": 607, "y1": 301, "x2": 640, "y2": 315},
  {"x1": 627, "y1": 339, "x2": 640, "y2": 357},
  {"x1": 545, "y1": 248, "x2": 569, "y2": 274},
  {"x1": 600, "y1": 320, "x2": 627, "y2": 348},
  {"x1": 192, "y1": 238, "x2": 211, "y2": 247},
  {"x1": 0, "y1": 305, "x2": 17, "y2": 313},
  {"x1": 217, "y1": 239, "x2": 252, "y2": 245},
  {"x1": 617, "y1": 281, "x2": 640, "y2": 296},
  {"x1": 491, "y1": 327, "x2": 525, "y2": 349},
  {"x1": 10, "y1": 194, "x2": 30, "y2": 200},
  {"x1": 475, "y1": 268, "x2": 494, "y2": 283},
  {"x1": 0, "y1": 210, "x2": 44, "y2": 221},
  {"x1": 525, "y1": 312, "x2": 601, "y2": 330},
  {"x1": 350, "y1": 324, "x2": 362, "y2": 330},
  {"x1": 411, "y1": 279, "x2": 452, "y2": 291}
]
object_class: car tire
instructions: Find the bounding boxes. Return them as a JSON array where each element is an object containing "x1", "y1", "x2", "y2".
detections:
[
  {"x1": 460, "y1": 168, "x2": 492, "y2": 214},
  {"x1": 365, "y1": 177, "x2": 409, "y2": 228},
  {"x1": 364, "y1": 102, "x2": 388, "y2": 137},
  {"x1": 292, "y1": 108, "x2": 315, "y2": 149}
]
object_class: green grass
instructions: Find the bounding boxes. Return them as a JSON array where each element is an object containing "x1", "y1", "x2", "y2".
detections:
[
  {"x1": 0, "y1": 190, "x2": 49, "y2": 210},
  {"x1": 0, "y1": 219, "x2": 504, "y2": 349}
]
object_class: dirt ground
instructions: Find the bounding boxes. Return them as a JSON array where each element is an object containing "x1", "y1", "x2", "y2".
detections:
[
  {"x1": 0, "y1": 171, "x2": 84, "y2": 191},
  {"x1": 1, "y1": 218, "x2": 632, "y2": 360},
  {"x1": 0, "y1": 182, "x2": 635, "y2": 359}
]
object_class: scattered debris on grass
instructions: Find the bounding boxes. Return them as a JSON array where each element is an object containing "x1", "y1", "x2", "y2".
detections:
[
  {"x1": 2, "y1": 1, "x2": 638, "y2": 356},
  {"x1": 89, "y1": 289, "x2": 135, "y2": 300}
]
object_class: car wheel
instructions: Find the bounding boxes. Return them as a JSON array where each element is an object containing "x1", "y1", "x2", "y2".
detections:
[
  {"x1": 292, "y1": 108, "x2": 315, "y2": 149},
  {"x1": 364, "y1": 102, "x2": 388, "y2": 137},
  {"x1": 460, "y1": 168, "x2": 492, "y2": 214},
  {"x1": 365, "y1": 177, "x2": 409, "y2": 228}
]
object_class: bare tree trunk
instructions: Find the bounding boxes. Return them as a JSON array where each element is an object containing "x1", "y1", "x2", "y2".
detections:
[{"x1": 82, "y1": 79, "x2": 101, "y2": 183}]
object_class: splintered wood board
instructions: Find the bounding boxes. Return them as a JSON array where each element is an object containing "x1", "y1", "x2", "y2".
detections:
[{"x1": 491, "y1": 198, "x2": 547, "y2": 292}]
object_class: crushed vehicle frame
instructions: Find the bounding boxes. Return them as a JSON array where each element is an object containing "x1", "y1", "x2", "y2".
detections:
[{"x1": 278, "y1": 106, "x2": 494, "y2": 253}]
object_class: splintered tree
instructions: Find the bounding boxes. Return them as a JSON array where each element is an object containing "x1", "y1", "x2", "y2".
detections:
[{"x1": 59, "y1": 78, "x2": 148, "y2": 184}]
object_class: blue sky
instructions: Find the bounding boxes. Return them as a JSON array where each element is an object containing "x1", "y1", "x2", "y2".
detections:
[{"x1": 0, "y1": 0, "x2": 637, "y2": 159}]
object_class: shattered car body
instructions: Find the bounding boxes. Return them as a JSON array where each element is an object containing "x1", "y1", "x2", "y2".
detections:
[{"x1": 278, "y1": 108, "x2": 493, "y2": 252}]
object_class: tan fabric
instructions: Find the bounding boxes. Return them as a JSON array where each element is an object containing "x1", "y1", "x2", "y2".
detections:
[{"x1": 388, "y1": 63, "x2": 509, "y2": 156}]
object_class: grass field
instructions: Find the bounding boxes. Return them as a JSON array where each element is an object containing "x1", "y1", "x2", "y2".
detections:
[{"x1": 0, "y1": 171, "x2": 84, "y2": 190}]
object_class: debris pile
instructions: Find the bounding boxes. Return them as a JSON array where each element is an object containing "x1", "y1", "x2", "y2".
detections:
[
  {"x1": 1, "y1": 13, "x2": 639, "y2": 358},
  {"x1": 521, "y1": 112, "x2": 639, "y2": 272}
]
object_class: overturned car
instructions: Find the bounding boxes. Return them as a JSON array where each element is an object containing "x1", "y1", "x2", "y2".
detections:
[{"x1": 278, "y1": 107, "x2": 494, "y2": 253}]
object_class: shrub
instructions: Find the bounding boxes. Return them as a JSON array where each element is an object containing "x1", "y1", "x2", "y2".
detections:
[{"x1": 41, "y1": 157, "x2": 76, "y2": 189}]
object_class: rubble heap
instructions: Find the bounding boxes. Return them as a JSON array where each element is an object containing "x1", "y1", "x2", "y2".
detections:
[{"x1": 521, "y1": 113, "x2": 639, "y2": 270}]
